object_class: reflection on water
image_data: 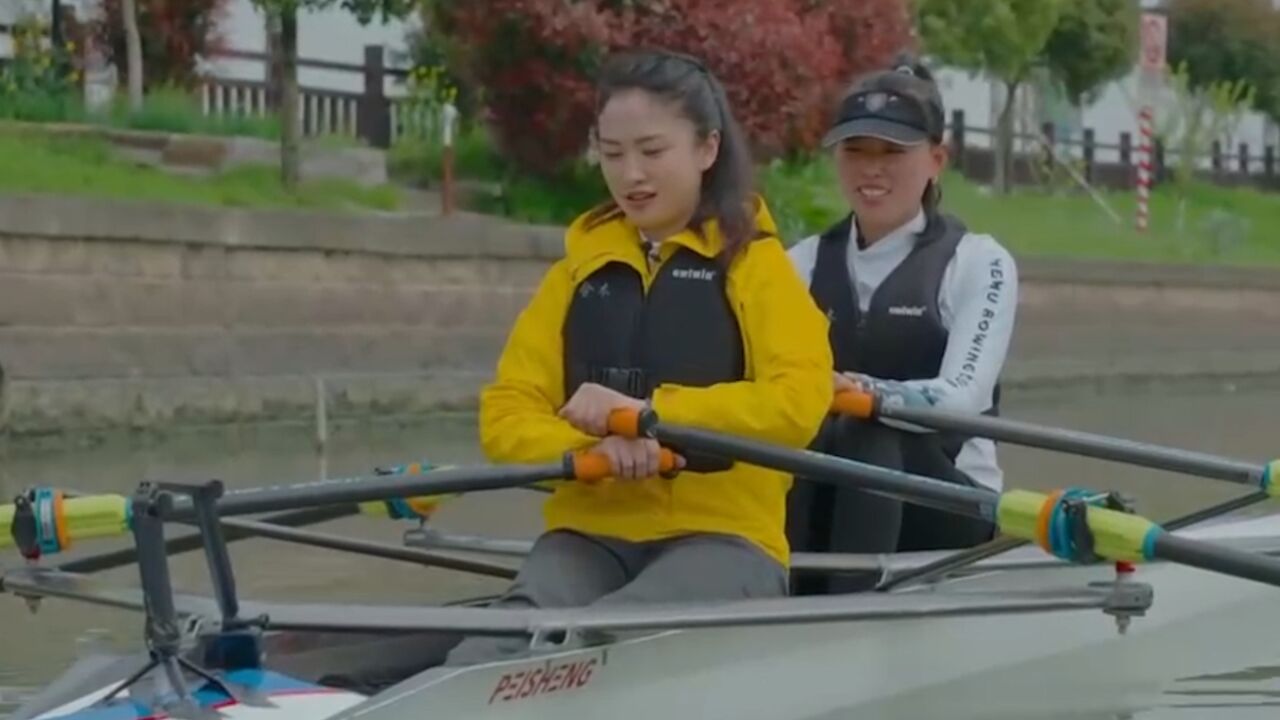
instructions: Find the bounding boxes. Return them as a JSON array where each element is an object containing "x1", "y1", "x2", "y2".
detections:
[{"x1": 1, "y1": 379, "x2": 1279, "y2": 718}]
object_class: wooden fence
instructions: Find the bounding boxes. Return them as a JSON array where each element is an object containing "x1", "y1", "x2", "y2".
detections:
[
  {"x1": 948, "y1": 109, "x2": 1280, "y2": 193},
  {"x1": 200, "y1": 44, "x2": 439, "y2": 148}
]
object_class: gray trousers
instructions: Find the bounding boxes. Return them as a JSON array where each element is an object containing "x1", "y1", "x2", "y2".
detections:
[
  {"x1": 444, "y1": 529, "x2": 787, "y2": 666},
  {"x1": 787, "y1": 416, "x2": 906, "y2": 595}
]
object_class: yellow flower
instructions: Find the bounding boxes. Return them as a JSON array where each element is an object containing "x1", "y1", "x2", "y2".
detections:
[{"x1": 66, "y1": 41, "x2": 76, "y2": 52}]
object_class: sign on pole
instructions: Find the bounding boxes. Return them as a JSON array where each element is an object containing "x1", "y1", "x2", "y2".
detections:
[{"x1": 1140, "y1": 12, "x2": 1168, "y2": 74}]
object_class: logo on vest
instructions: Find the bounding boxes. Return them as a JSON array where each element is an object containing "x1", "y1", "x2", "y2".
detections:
[
  {"x1": 578, "y1": 281, "x2": 610, "y2": 298},
  {"x1": 671, "y1": 268, "x2": 717, "y2": 281},
  {"x1": 887, "y1": 305, "x2": 927, "y2": 317}
]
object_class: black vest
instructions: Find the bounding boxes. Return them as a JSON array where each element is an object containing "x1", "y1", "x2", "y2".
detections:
[
  {"x1": 809, "y1": 212, "x2": 999, "y2": 479},
  {"x1": 563, "y1": 248, "x2": 744, "y2": 471}
]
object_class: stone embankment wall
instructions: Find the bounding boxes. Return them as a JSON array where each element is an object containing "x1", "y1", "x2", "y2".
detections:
[{"x1": 2, "y1": 192, "x2": 1278, "y2": 435}]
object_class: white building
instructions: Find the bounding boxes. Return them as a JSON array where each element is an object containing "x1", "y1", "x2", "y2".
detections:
[
  {"x1": 2, "y1": 0, "x2": 418, "y2": 95},
  {"x1": 207, "y1": 0, "x2": 419, "y2": 95}
]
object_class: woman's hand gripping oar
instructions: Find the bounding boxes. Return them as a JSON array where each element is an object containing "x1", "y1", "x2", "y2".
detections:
[{"x1": 602, "y1": 406, "x2": 1280, "y2": 591}]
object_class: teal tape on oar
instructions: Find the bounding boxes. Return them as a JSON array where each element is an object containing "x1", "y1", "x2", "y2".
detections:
[
  {"x1": 1038, "y1": 488, "x2": 1160, "y2": 564},
  {"x1": 1142, "y1": 525, "x2": 1162, "y2": 562},
  {"x1": 33, "y1": 487, "x2": 63, "y2": 555},
  {"x1": 1043, "y1": 488, "x2": 1101, "y2": 563},
  {"x1": 1264, "y1": 460, "x2": 1280, "y2": 497}
]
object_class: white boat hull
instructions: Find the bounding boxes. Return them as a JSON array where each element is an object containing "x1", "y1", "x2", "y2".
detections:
[
  {"x1": 27, "y1": 512, "x2": 1280, "y2": 720},
  {"x1": 333, "y1": 565, "x2": 1279, "y2": 720}
]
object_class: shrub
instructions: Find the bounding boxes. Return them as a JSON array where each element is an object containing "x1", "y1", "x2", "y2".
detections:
[
  {"x1": 627, "y1": 0, "x2": 844, "y2": 156},
  {"x1": 0, "y1": 14, "x2": 84, "y2": 123},
  {"x1": 799, "y1": 0, "x2": 918, "y2": 86},
  {"x1": 436, "y1": 0, "x2": 914, "y2": 176}
]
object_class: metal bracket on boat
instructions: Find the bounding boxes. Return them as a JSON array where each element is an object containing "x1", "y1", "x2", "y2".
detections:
[
  {"x1": 1091, "y1": 574, "x2": 1153, "y2": 636},
  {"x1": 527, "y1": 624, "x2": 600, "y2": 653},
  {"x1": 91, "y1": 481, "x2": 273, "y2": 718}
]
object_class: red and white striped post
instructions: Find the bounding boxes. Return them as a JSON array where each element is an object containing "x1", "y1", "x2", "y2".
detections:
[
  {"x1": 1136, "y1": 11, "x2": 1167, "y2": 234},
  {"x1": 1136, "y1": 106, "x2": 1154, "y2": 232}
]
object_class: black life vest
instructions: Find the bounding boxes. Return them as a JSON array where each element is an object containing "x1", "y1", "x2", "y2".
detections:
[
  {"x1": 808, "y1": 211, "x2": 1000, "y2": 482},
  {"x1": 563, "y1": 247, "x2": 744, "y2": 472}
]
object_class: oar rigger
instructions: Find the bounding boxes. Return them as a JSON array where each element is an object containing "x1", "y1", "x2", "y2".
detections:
[{"x1": 4, "y1": 408, "x2": 1280, "y2": 719}]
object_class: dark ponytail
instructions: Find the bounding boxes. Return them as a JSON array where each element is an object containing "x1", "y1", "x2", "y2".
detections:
[
  {"x1": 923, "y1": 179, "x2": 942, "y2": 215},
  {"x1": 587, "y1": 49, "x2": 758, "y2": 262}
]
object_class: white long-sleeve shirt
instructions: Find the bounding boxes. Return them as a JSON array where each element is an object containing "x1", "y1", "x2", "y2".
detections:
[{"x1": 787, "y1": 211, "x2": 1018, "y2": 491}]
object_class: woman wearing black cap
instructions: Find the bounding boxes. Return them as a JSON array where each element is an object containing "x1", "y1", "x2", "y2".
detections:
[{"x1": 786, "y1": 56, "x2": 1019, "y2": 594}]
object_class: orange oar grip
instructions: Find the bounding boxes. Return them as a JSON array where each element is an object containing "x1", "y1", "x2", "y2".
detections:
[
  {"x1": 569, "y1": 448, "x2": 678, "y2": 484},
  {"x1": 831, "y1": 389, "x2": 877, "y2": 419},
  {"x1": 606, "y1": 407, "x2": 657, "y2": 439}
]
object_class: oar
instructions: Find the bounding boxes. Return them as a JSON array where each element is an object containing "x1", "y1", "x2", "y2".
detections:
[
  {"x1": 828, "y1": 388, "x2": 1279, "y2": 589},
  {"x1": 831, "y1": 389, "x2": 1278, "y2": 492},
  {"x1": 605, "y1": 408, "x2": 1280, "y2": 589},
  {"x1": 48, "y1": 460, "x2": 491, "y2": 574},
  {"x1": 58, "y1": 504, "x2": 357, "y2": 574},
  {"x1": 2, "y1": 449, "x2": 675, "y2": 560}
]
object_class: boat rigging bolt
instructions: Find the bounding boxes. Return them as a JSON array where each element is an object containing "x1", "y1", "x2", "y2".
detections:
[{"x1": 1094, "y1": 572, "x2": 1152, "y2": 636}]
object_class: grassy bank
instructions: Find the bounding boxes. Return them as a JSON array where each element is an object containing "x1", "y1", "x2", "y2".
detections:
[
  {"x1": 0, "y1": 132, "x2": 400, "y2": 211},
  {"x1": 763, "y1": 158, "x2": 1280, "y2": 266},
  {"x1": 392, "y1": 128, "x2": 1280, "y2": 266},
  {"x1": 1, "y1": 87, "x2": 283, "y2": 140}
]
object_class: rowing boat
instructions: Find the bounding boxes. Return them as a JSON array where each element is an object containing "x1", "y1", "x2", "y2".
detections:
[{"x1": 5, "y1": 397, "x2": 1280, "y2": 720}]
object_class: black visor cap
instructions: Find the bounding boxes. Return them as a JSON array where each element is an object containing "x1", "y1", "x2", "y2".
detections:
[{"x1": 822, "y1": 88, "x2": 943, "y2": 148}]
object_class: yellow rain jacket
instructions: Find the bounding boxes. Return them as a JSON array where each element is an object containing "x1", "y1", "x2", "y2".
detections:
[{"x1": 478, "y1": 200, "x2": 833, "y2": 566}]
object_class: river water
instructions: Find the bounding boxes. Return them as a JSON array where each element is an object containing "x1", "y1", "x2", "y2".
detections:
[{"x1": 1, "y1": 378, "x2": 1278, "y2": 718}]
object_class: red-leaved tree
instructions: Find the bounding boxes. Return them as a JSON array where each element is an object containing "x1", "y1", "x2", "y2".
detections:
[
  {"x1": 90, "y1": 0, "x2": 230, "y2": 90},
  {"x1": 799, "y1": 0, "x2": 918, "y2": 86},
  {"x1": 436, "y1": 0, "x2": 914, "y2": 176},
  {"x1": 629, "y1": 0, "x2": 844, "y2": 158}
]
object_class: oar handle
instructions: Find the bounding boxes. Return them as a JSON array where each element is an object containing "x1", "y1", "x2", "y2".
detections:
[
  {"x1": 831, "y1": 389, "x2": 877, "y2": 420},
  {"x1": 606, "y1": 407, "x2": 658, "y2": 438},
  {"x1": 567, "y1": 449, "x2": 679, "y2": 484}
]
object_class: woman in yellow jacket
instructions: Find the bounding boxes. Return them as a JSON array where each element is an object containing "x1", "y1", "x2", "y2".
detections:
[{"x1": 445, "y1": 49, "x2": 832, "y2": 665}]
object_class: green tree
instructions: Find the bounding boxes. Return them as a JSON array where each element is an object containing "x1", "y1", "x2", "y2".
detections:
[
  {"x1": 917, "y1": 0, "x2": 1064, "y2": 194},
  {"x1": 1167, "y1": 0, "x2": 1280, "y2": 123},
  {"x1": 1043, "y1": 0, "x2": 1138, "y2": 108},
  {"x1": 1159, "y1": 62, "x2": 1255, "y2": 213},
  {"x1": 251, "y1": 0, "x2": 415, "y2": 188}
]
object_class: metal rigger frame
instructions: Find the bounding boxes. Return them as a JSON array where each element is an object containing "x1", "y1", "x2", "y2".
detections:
[{"x1": 101, "y1": 480, "x2": 272, "y2": 720}]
